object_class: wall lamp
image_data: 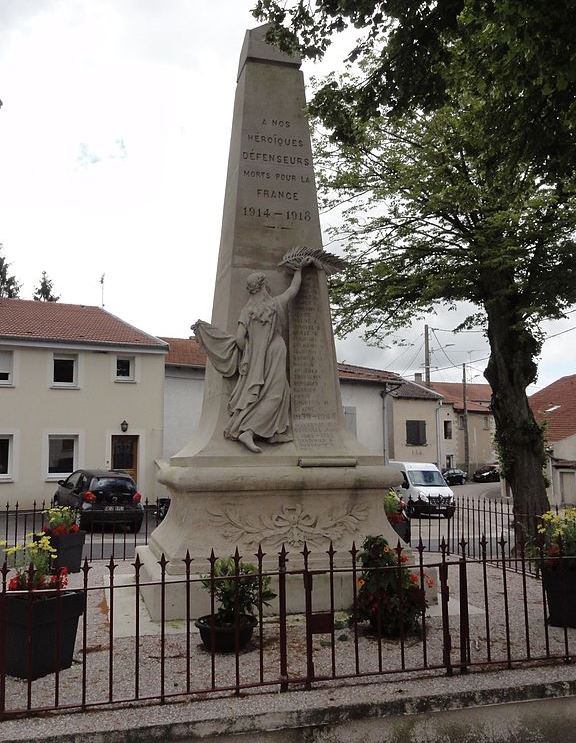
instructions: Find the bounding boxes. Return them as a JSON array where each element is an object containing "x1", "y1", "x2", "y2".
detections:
[{"x1": 120, "y1": 420, "x2": 129, "y2": 433}]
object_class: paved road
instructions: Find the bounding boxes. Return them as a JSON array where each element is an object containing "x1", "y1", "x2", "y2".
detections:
[{"x1": 451, "y1": 481, "x2": 504, "y2": 501}]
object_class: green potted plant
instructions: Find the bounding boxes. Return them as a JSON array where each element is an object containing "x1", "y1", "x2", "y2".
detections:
[
  {"x1": 355, "y1": 535, "x2": 426, "y2": 636},
  {"x1": 538, "y1": 508, "x2": 576, "y2": 627},
  {"x1": 42, "y1": 506, "x2": 86, "y2": 573},
  {"x1": 195, "y1": 556, "x2": 276, "y2": 653},
  {"x1": 383, "y1": 489, "x2": 411, "y2": 543},
  {"x1": 1, "y1": 533, "x2": 84, "y2": 679}
]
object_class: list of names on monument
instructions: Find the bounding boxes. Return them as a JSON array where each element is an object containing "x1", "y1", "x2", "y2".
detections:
[{"x1": 289, "y1": 271, "x2": 338, "y2": 449}]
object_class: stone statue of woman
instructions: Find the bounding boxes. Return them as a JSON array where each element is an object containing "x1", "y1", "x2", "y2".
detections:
[{"x1": 193, "y1": 257, "x2": 318, "y2": 453}]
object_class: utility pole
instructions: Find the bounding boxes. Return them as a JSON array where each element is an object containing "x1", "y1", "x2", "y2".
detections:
[
  {"x1": 462, "y1": 362, "x2": 470, "y2": 475},
  {"x1": 424, "y1": 324, "x2": 431, "y2": 385}
]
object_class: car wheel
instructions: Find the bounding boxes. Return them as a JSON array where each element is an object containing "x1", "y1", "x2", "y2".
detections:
[
  {"x1": 445, "y1": 507, "x2": 455, "y2": 519},
  {"x1": 129, "y1": 520, "x2": 143, "y2": 534}
]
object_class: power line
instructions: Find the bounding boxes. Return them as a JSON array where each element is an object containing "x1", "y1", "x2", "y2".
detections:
[
  {"x1": 400, "y1": 340, "x2": 425, "y2": 376},
  {"x1": 425, "y1": 325, "x2": 576, "y2": 375},
  {"x1": 431, "y1": 327, "x2": 459, "y2": 368},
  {"x1": 384, "y1": 332, "x2": 423, "y2": 368}
]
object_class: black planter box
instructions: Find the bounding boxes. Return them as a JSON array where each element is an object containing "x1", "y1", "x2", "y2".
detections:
[
  {"x1": 1, "y1": 590, "x2": 84, "y2": 679},
  {"x1": 543, "y1": 566, "x2": 576, "y2": 628},
  {"x1": 195, "y1": 614, "x2": 257, "y2": 653},
  {"x1": 49, "y1": 531, "x2": 86, "y2": 573}
]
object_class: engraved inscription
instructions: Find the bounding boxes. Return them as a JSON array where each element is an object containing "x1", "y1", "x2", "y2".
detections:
[
  {"x1": 239, "y1": 115, "x2": 317, "y2": 231},
  {"x1": 289, "y1": 271, "x2": 339, "y2": 449}
]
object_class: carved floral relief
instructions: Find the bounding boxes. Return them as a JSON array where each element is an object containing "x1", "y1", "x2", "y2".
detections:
[{"x1": 207, "y1": 502, "x2": 368, "y2": 549}]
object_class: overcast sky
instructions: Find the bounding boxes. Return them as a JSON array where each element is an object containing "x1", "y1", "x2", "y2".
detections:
[{"x1": 1, "y1": 0, "x2": 574, "y2": 391}]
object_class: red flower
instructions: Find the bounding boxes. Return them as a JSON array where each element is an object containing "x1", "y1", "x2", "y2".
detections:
[
  {"x1": 8, "y1": 576, "x2": 21, "y2": 591},
  {"x1": 69, "y1": 523, "x2": 80, "y2": 533},
  {"x1": 42, "y1": 525, "x2": 50, "y2": 534},
  {"x1": 52, "y1": 524, "x2": 67, "y2": 536}
]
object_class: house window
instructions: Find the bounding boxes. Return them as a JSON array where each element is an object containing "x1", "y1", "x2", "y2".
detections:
[
  {"x1": 0, "y1": 351, "x2": 13, "y2": 384},
  {"x1": 48, "y1": 435, "x2": 77, "y2": 475},
  {"x1": 459, "y1": 415, "x2": 465, "y2": 429},
  {"x1": 53, "y1": 355, "x2": 77, "y2": 386},
  {"x1": 343, "y1": 405, "x2": 357, "y2": 436},
  {"x1": 0, "y1": 436, "x2": 12, "y2": 477},
  {"x1": 115, "y1": 355, "x2": 135, "y2": 381},
  {"x1": 443, "y1": 420, "x2": 453, "y2": 440},
  {"x1": 445, "y1": 455, "x2": 454, "y2": 468},
  {"x1": 483, "y1": 415, "x2": 490, "y2": 430},
  {"x1": 406, "y1": 420, "x2": 426, "y2": 446}
]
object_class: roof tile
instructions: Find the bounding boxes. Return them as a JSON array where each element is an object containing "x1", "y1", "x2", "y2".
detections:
[
  {"x1": 429, "y1": 381, "x2": 492, "y2": 412},
  {"x1": 530, "y1": 374, "x2": 576, "y2": 443},
  {"x1": 0, "y1": 298, "x2": 166, "y2": 349}
]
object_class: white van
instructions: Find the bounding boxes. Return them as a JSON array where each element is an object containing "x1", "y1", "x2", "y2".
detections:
[{"x1": 388, "y1": 461, "x2": 455, "y2": 518}]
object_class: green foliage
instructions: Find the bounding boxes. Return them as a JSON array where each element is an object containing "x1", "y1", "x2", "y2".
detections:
[
  {"x1": 33, "y1": 271, "x2": 60, "y2": 302},
  {"x1": 383, "y1": 489, "x2": 401, "y2": 514},
  {"x1": 355, "y1": 535, "x2": 425, "y2": 635},
  {"x1": 0, "y1": 244, "x2": 20, "y2": 298},
  {"x1": 253, "y1": 1, "x2": 576, "y2": 177},
  {"x1": 538, "y1": 509, "x2": 576, "y2": 561},
  {"x1": 0, "y1": 532, "x2": 68, "y2": 590},
  {"x1": 201, "y1": 556, "x2": 276, "y2": 623}
]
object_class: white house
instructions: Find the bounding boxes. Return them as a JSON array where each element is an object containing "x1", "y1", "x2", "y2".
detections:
[{"x1": 0, "y1": 299, "x2": 167, "y2": 507}]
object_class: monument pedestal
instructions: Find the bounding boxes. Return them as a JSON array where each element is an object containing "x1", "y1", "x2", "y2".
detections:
[{"x1": 138, "y1": 460, "x2": 404, "y2": 621}]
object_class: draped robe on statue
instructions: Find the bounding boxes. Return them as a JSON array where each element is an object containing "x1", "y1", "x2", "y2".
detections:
[{"x1": 195, "y1": 292, "x2": 292, "y2": 443}]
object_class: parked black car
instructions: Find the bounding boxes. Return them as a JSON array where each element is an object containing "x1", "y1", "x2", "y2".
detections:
[
  {"x1": 442, "y1": 468, "x2": 468, "y2": 486},
  {"x1": 53, "y1": 469, "x2": 144, "y2": 532},
  {"x1": 472, "y1": 465, "x2": 500, "y2": 483},
  {"x1": 154, "y1": 497, "x2": 171, "y2": 523}
]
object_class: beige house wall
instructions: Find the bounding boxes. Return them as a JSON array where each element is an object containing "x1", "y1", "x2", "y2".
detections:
[
  {"x1": 0, "y1": 342, "x2": 165, "y2": 507},
  {"x1": 390, "y1": 398, "x2": 441, "y2": 464},
  {"x1": 455, "y1": 411, "x2": 496, "y2": 471}
]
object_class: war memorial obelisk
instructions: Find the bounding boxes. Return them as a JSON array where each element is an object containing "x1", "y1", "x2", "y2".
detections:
[{"x1": 138, "y1": 25, "x2": 401, "y2": 620}]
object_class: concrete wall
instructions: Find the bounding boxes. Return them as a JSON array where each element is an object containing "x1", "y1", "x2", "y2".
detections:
[
  {"x1": 339, "y1": 382, "x2": 384, "y2": 456},
  {"x1": 164, "y1": 367, "x2": 205, "y2": 459},
  {"x1": 0, "y1": 343, "x2": 165, "y2": 506},
  {"x1": 547, "y1": 433, "x2": 576, "y2": 506}
]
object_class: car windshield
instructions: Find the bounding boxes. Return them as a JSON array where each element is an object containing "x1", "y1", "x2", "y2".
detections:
[
  {"x1": 408, "y1": 470, "x2": 446, "y2": 487},
  {"x1": 93, "y1": 477, "x2": 135, "y2": 492}
]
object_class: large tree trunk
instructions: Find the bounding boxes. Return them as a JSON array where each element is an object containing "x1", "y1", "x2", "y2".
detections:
[{"x1": 484, "y1": 301, "x2": 549, "y2": 542}]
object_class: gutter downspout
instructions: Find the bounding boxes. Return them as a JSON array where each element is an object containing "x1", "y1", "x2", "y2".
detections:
[
  {"x1": 436, "y1": 400, "x2": 443, "y2": 468},
  {"x1": 380, "y1": 389, "x2": 390, "y2": 464}
]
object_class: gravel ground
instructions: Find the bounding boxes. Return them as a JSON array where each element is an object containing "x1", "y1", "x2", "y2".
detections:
[{"x1": 1, "y1": 552, "x2": 574, "y2": 724}]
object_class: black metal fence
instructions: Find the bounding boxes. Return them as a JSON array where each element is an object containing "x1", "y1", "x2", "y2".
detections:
[
  {"x1": 0, "y1": 535, "x2": 574, "y2": 720},
  {"x1": 0, "y1": 499, "x2": 163, "y2": 563},
  {"x1": 0, "y1": 495, "x2": 557, "y2": 568}
]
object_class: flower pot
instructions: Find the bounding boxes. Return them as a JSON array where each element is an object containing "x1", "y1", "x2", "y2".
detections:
[
  {"x1": 1, "y1": 590, "x2": 84, "y2": 679},
  {"x1": 49, "y1": 531, "x2": 86, "y2": 573},
  {"x1": 195, "y1": 614, "x2": 257, "y2": 653},
  {"x1": 542, "y1": 565, "x2": 576, "y2": 628}
]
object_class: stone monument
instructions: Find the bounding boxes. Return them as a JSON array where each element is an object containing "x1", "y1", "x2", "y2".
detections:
[{"x1": 138, "y1": 25, "x2": 402, "y2": 620}]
